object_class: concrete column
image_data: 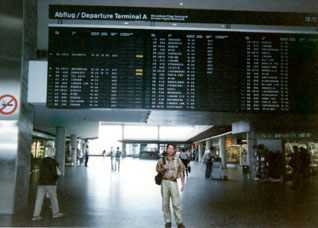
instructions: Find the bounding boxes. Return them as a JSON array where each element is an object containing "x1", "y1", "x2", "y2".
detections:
[
  {"x1": 0, "y1": 0, "x2": 36, "y2": 214},
  {"x1": 122, "y1": 125, "x2": 124, "y2": 151},
  {"x1": 55, "y1": 127, "x2": 66, "y2": 175},
  {"x1": 70, "y1": 134, "x2": 77, "y2": 166},
  {"x1": 247, "y1": 131, "x2": 257, "y2": 179},
  {"x1": 219, "y1": 136, "x2": 227, "y2": 168},
  {"x1": 198, "y1": 142, "x2": 203, "y2": 162},
  {"x1": 81, "y1": 139, "x2": 85, "y2": 153},
  {"x1": 123, "y1": 143, "x2": 126, "y2": 155},
  {"x1": 206, "y1": 139, "x2": 211, "y2": 151}
]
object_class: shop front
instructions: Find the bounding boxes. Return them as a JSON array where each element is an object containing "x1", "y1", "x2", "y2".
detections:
[
  {"x1": 284, "y1": 140, "x2": 318, "y2": 177},
  {"x1": 225, "y1": 139, "x2": 247, "y2": 165},
  {"x1": 255, "y1": 131, "x2": 318, "y2": 180}
]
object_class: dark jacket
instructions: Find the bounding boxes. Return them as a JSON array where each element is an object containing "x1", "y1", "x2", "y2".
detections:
[{"x1": 39, "y1": 157, "x2": 59, "y2": 185}]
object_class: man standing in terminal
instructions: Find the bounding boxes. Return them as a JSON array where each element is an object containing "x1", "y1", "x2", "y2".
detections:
[
  {"x1": 114, "y1": 147, "x2": 123, "y2": 172},
  {"x1": 156, "y1": 144, "x2": 186, "y2": 228}
]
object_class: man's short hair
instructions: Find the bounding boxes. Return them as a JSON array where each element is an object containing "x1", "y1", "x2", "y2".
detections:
[{"x1": 166, "y1": 144, "x2": 176, "y2": 149}]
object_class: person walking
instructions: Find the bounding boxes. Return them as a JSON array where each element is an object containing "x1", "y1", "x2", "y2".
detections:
[
  {"x1": 114, "y1": 147, "x2": 123, "y2": 172},
  {"x1": 202, "y1": 147, "x2": 212, "y2": 179},
  {"x1": 289, "y1": 146, "x2": 302, "y2": 187},
  {"x1": 241, "y1": 149, "x2": 249, "y2": 179},
  {"x1": 110, "y1": 146, "x2": 115, "y2": 171},
  {"x1": 85, "y1": 145, "x2": 90, "y2": 167},
  {"x1": 77, "y1": 147, "x2": 83, "y2": 166},
  {"x1": 300, "y1": 147, "x2": 310, "y2": 179},
  {"x1": 32, "y1": 147, "x2": 63, "y2": 221},
  {"x1": 180, "y1": 148, "x2": 190, "y2": 177},
  {"x1": 156, "y1": 144, "x2": 186, "y2": 228}
]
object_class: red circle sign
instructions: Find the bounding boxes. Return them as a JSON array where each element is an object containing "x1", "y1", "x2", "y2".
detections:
[{"x1": 0, "y1": 94, "x2": 18, "y2": 115}]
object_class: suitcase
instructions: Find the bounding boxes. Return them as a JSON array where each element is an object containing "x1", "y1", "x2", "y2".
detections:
[{"x1": 211, "y1": 161, "x2": 223, "y2": 179}]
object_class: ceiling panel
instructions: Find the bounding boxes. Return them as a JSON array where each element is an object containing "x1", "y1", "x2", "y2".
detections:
[{"x1": 32, "y1": 103, "x2": 318, "y2": 139}]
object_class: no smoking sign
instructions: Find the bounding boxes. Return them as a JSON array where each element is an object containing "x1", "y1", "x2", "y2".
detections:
[{"x1": 0, "y1": 94, "x2": 18, "y2": 115}]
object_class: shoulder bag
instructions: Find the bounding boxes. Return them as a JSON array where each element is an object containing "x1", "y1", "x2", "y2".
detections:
[{"x1": 155, "y1": 157, "x2": 166, "y2": 185}]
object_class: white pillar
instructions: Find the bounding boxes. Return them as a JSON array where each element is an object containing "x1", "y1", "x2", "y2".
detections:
[
  {"x1": 55, "y1": 127, "x2": 66, "y2": 175},
  {"x1": 71, "y1": 134, "x2": 77, "y2": 166},
  {"x1": 219, "y1": 136, "x2": 227, "y2": 168},
  {"x1": 198, "y1": 142, "x2": 203, "y2": 162},
  {"x1": 123, "y1": 143, "x2": 126, "y2": 155},
  {"x1": 206, "y1": 139, "x2": 211, "y2": 151},
  {"x1": 247, "y1": 131, "x2": 257, "y2": 179},
  {"x1": 122, "y1": 125, "x2": 124, "y2": 153}
]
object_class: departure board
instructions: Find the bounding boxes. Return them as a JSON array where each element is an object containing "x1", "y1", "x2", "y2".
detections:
[{"x1": 47, "y1": 27, "x2": 318, "y2": 113}]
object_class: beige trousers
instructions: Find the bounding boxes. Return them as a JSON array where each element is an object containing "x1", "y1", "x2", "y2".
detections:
[
  {"x1": 161, "y1": 179, "x2": 183, "y2": 224},
  {"x1": 33, "y1": 185, "x2": 59, "y2": 216}
]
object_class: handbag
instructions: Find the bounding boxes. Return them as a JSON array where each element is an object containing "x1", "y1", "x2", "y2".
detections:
[{"x1": 155, "y1": 157, "x2": 166, "y2": 185}]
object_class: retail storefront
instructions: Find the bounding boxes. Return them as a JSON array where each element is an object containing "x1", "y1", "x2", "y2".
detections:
[
  {"x1": 225, "y1": 139, "x2": 247, "y2": 165},
  {"x1": 285, "y1": 140, "x2": 318, "y2": 177},
  {"x1": 256, "y1": 131, "x2": 318, "y2": 179}
]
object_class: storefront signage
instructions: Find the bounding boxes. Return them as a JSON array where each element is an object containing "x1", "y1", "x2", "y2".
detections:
[
  {"x1": 257, "y1": 132, "x2": 313, "y2": 139},
  {"x1": 232, "y1": 121, "x2": 250, "y2": 134}
]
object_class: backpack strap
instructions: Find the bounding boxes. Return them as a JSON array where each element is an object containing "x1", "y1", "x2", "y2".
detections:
[
  {"x1": 160, "y1": 157, "x2": 166, "y2": 174},
  {"x1": 174, "y1": 157, "x2": 178, "y2": 169}
]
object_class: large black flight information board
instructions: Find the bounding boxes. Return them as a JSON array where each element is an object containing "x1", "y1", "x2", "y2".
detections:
[{"x1": 47, "y1": 27, "x2": 318, "y2": 113}]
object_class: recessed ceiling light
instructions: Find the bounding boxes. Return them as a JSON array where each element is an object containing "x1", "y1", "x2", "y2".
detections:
[
  {"x1": 179, "y1": 2, "x2": 184, "y2": 6},
  {"x1": 124, "y1": 22, "x2": 129, "y2": 25}
]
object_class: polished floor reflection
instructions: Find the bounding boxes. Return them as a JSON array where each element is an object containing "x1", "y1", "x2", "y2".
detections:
[{"x1": 1, "y1": 157, "x2": 318, "y2": 227}]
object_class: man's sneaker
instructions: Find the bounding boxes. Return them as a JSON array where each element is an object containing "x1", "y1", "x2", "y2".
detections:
[
  {"x1": 32, "y1": 216, "x2": 42, "y2": 221},
  {"x1": 178, "y1": 223, "x2": 186, "y2": 228},
  {"x1": 165, "y1": 222, "x2": 172, "y2": 228},
  {"x1": 52, "y1": 212, "x2": 64, "y2": 218}
]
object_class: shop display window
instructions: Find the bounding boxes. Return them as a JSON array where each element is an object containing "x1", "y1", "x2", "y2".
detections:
[
  {"x1": 31, "y1": 139, "x2": 45, "y2": 158},
  {"x1": 226, "y1": 145, "x2": 242, "y2": 164},
  {"x1": 285, "y1": 141, "x2": 318, "y2": 176}
]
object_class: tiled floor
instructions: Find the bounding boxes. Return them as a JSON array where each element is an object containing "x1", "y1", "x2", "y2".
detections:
[{"x1": 1, "y1": 157, "x2": 318, "y2": 228}]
